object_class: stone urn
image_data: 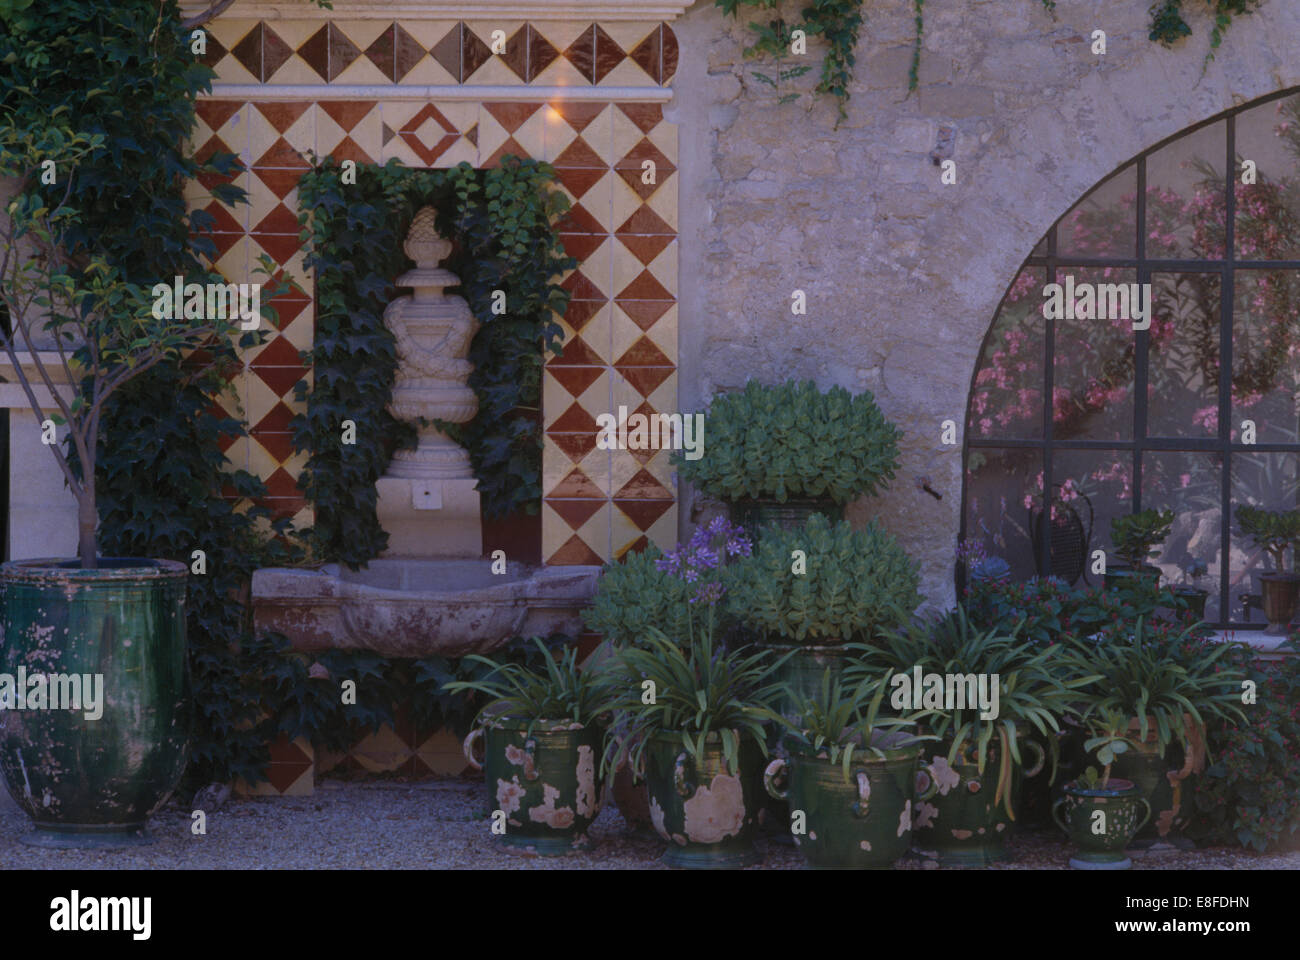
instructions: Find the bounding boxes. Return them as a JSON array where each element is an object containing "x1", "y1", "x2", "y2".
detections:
[{"x1": 383, "y1": 206, "x2": 480, "y2": 480}]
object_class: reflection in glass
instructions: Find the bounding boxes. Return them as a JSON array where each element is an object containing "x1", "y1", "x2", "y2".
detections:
[
  {"x1": 1233, "y1": 271, "x2": 1300, "y2": 443},
  {"x1": 1147, "y1": 273, "x2": 1221, "y2": 438},
  {"x1": 1143, "y1": 451, "x2": 1224, "y2": 623},
  {"x1": 1233, "y1": 93, "x2": 1300, "y2": 261},
  {"x1": 968, "y1": 267, "x2": 1045, "y2": 440},
  {"x1": 1057, "y1": 164, "x2": 1137, "y2": 258},
  {"x1": 1145, "y1": 121, "x2": 1226, "y2": 260},
  {"x1": 1052, "y1": 267, "x2": 1136, "y2": 442},
  {"x1": 1231, "y1": 453, "x2": 1300, "y2": 626},
  {"x1": 1052, "y1": 449, "x2": 1133, "y2": 588},
  {"x1": 964, "y1": 448, "x2": 1042, "y2": 583}
]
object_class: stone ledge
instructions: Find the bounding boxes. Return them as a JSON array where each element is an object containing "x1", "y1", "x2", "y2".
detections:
[{"x1": 182, "y1": 0, "x2": 701, "y2": 22}]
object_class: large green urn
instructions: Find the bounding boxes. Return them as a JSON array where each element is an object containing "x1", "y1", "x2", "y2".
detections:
[
  {"x1": 464, "y1": 717, "x2": 604, "y2": 855},
  {"x1": 763, "y1": 739, "x2": 934, "y2": 869},
  {"x1": 642, "y1": 730, "x2": 764, "y2": 869},
  {"x1": 0, "y1": 558, "x2": 190, "y2": 847}
]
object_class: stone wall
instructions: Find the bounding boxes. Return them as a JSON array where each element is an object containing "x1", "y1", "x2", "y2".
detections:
[{"x1": 667, "y1": 0, "x2": 1300, "y2": 609}]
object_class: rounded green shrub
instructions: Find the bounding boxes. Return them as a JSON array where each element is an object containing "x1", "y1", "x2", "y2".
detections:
[
  {"x1": 672, "y1": 379, "x2": 902, "y2": 505},
  {"x1": 724, "y1": 513, "x2": 921, "y2": 644},
  {"x1": 582, "y1": 545, "x2": 693, "y2": 646}
]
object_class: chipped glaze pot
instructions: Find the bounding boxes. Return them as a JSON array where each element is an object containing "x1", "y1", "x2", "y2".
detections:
[
  {"x1": 642, "y1": 730, "x2": 764, "y2": 869},
  {"x1": 464, "y1": 717, "x2": 603, "y2": 855},
  {"x1": 1111, "y1": 715, "x2": 1204, "y2": 847},
  {"x1": 0, "y1": 558, "x2": 190, "y2": 848},
  {"x1": 911, "y1": 736, "x2": 1045, "y2": 868},
  {"x1": 763, "y1": 739, "x2": 935, "y2": 869},
  {"x1": 1053, "y1": 778, "x2": 1152, "y2": 870}
]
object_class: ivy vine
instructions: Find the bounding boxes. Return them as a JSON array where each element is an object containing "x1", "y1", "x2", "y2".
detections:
[
  {"x1": 295, "y1": 158, "x2": 574, "y2": 568},
  {"x1": 718, "y1": 0, "x2": 1264, "y2": 121}
]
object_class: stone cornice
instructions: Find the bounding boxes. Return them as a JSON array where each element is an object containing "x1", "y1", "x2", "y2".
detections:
[{"x1": 180, "y1": 0, "x2": 699, "y2": 21}]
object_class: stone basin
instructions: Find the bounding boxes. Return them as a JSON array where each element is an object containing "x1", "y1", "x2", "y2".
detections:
[{"x1": 251, "y1": 559, "x2": 601, "y2": 658}]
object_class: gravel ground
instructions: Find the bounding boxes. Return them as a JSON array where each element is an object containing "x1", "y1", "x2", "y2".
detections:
[{"x1": 1, "y1": 777, "x2": 1296, "y2": 869}]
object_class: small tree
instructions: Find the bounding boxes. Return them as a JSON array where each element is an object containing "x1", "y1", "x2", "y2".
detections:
[
  {"x1": 0, "y1": 123, "x2": 242, "y2": 568},
  {"x1": 1236, "y1": 505, "x2": 1300, "y2": 574}
]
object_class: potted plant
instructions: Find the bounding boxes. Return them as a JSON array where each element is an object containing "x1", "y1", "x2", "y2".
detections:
[
  {"x1": 725, "y1": 512, "x2": 921, "y2": 718},
  {"x1": 1236, "y1": 505, "x2": 1300, "y2": 635},
  {"x1": 1103, "y1": 508, "x2": 1174, "y2": 590},
  {"x1": 599, "y1": 617, "x2": 787, "y2": 869},
  {"x1": 0, "y1": 121, "x2": 256, "y2": 845},
  {"x1": 583, "y1": 518, "x2": 752, "y2": 831},
  {"x1": 1051, "y1": 707, "x2": 1153, "y2": 870},
  {"x1": 846, "y1": 608, "x2": 1089, "y2": 867},
  {"x1": 1063, "y1": 618, "x2": 1246, "y2": 845},
  {"x1": 762, "y1": 670, "x2": 937, "y2": 868},
  {"x1": 1171, "y1": 558, "x2": 1211, "y2": 622},
  {"x1": 672, "y1": 379, "x2": 901, "y2": 536},
  {"x1": 448, "y1": 639, "x2": 606, "y2": 855}
]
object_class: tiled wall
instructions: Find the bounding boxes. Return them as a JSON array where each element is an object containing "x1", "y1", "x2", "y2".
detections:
[{"x1": 187, "y1": 17, "x2": 680, "y2": 562}]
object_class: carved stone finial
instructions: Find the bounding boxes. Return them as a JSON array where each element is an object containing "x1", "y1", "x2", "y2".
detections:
[{"x1": 404, "y1": 206, "x2": 452, "y2": 269}]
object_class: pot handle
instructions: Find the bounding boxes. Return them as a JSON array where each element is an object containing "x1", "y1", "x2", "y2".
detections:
[
  {"x1": 850, "y1": 770, "x2": 872, "y2": 818},
  {"x1": 914, "y1": 764, "x2": 939, "y2": 801},
  {"x1": 463, "y1": 727, "x2": 485, "y2": 772},
  {"x1": 523, "y1": 737, "x2": 539, "y2": 781},
  {"x1": 1051, "y1": 796, "x2": 1070, "y2": 837},
  {"x1": 1133, "y1": 796, "x2": 1153, "y2": 836},
  {"x1": 1021, "y1": 738, "x2": 1046, "y2": 779},
  {"x1": 673, "y1": 751, "x2": 696, "y2": 799},
  {"x1": 763, "y1": 758, "x2": 789, "y2": 800}
]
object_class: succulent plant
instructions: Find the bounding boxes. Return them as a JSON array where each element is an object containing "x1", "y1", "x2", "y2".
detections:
[
  {"x1": 1109, "y1": 508, "x2": 1175, "y2": 569},
  {"x1": 1236, "y1": 505, "x2": 1300, "y2": 573},
  {"x1": 671, "y1": 379, "x2": 902, "y2": 504},
  {"x1": 724, "y1": 513, "x2": 921, "y2": 644}
]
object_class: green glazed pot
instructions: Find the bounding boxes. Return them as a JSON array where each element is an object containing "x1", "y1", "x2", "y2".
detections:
[
  {"x1": 1110, "y1": 719, "x2": 1200, "y2": 846},
  {"x1": 1171, "y1": 587, "x2": 1208, "y2": 622},
  {"x1": 642, "y1": 730, "x2": 763, "y2": 869},
  {"x1": 729, "y1": 499, "x2": 843, "y2": 541},
  {"x1": 1053, "y1": 778, "x2": 1152, "y2": 870},
  {"x1": 764, "y1": 740, "x2": 932, "y2": 869},
  {"x1": 0, "y1": 558, "x2": 190, "y2": 848},
  {"x1": 912, "y1": 736, "x2": 1044, "y2": 868},
  {"x1": 464, "y1": 717, "x2": 604, "y2": 855}
]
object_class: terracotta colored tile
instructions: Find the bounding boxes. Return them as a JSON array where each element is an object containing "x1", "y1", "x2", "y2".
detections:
[
  {"x1": 364, "y1": 23, "x2": 395, "y2": 81},
  {"x1": 551, "y1": 498, "x2": 605, "y2": 530},
  {"x1": 615, "y1": 467, "x2": 673, "y2": 499},
  {"x1": 592, "y1": 25, "x2": 625, "y2": 85},
  {"x1": 552, "y1": 432, "x2": 597, "y2": 462},
  {"x1": 462, "y1": 23, "x2": 492, "y2": 80},
  {"x1": 318, "y1": 101, "x2": 377, "y2": 134},
  {"x1": 561, "y1": 270, "x2": 605, "y2": 300},
  {"x1": 548, "y1": 101, "x2": 606, "y2": 134},
  {"x1": 618, "y1": 298, "x2": 673, "y2": 330},
  {"x1": 618, "y1": 204, "x2": 673, "y2": 236},
  {"x1": 329, "y1": 136, "x2": 374, "y2": 165},
  {"x1": 527, "y1": 25, "x2": 559, "y2": 82},
  {"x1": 431, "y1": 22, "x2": 461, "y2": 80},
  {"x1": 615, "y1": 102, "x2": 663, "y2": 135},
  {"x1": 298, "y1": 25, "x2": 330, "y2": 80},
  {"x1": 500, "y1": 25, "x2": 528, "y2": 80},
  {"x1": 560, "y1": 233, "x2": 604, "y2": 261},
  {"x1": 199, "y1": 33, "x2": 227, "y2": 69},
  {"x1": 230, "y1": 23, "x2": 265, "y2": 80},
  {"x1": 548, "y1": 402, "x2": 599, "y2": 434},
  {"x1": 254, "y1": 136, "x2": 309, "y2": 169},
  {"x1": 552, "y1": 135, "x2": 604, "y2": 168},
  {"x1": 549, "y1": 467, "x2": 606, "y2": 499},
  {"x1": 616, "y1": 336, "x2": 672, "y2": 367},
  {"x1": 556, "y1": 202, "x2": 605, "y2": 235},
  {"x1": 561, "y1": 298, "x2": 605, "y2": 332},
  {"x1": 617, "y1": 270, "x2": 672, "y2": 301},
  {"x1": 564, "y1": 25, "x2": 595, "y2": 84},
  {"x1": 618, "y1": 366, "x2": 674, "y2": 396},
  {"x1": 554, "y1": 167, "x2": 606, "y2": 201},
  {"x1": 195, "y1": 100, "x2": 243, "y2": 133},
  {"x1": 252, "y1": 101, "x2": 311, "y2": 135},
  {"x1": 663, "y1": 25, "x2": 679, "y2": 82},
  {"x1": 263, "y1": 25, "x2": 295, "y2": 80},
  {"x1": 484, "y1": 101, "x2": 542, "y2": 134},
  {"x1": 549, "y1": 336, "x2": 604, "y2": 366},
  {"x1": 613, "y1": 498, "x2": 674, "y2": 532},
  {"x1": 550, "y1": 364, "x2": 605, "y2": 397},
  {"x1": 628, "y1": 26, "x2": 661, "y2": 84},
  {"x1": 254, "y1": 168, "x2": 305, "y2": 201},
  {"x1": 547, "y1": 532, "x2": 605, "y2": 565},
  {"x1": 394, "y1": 24, "x2": 425, "y2": 82},
  {"x1": 253, "y1": 204, "x2": 300, "y2": 235},
  {"x1": 327, "y1": 23, "x2": 361, "y2": 82}
]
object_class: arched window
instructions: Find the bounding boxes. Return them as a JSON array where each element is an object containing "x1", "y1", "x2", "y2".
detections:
[{"x1": 963, "y1": 90, "x2": 1300, "y2": 629}]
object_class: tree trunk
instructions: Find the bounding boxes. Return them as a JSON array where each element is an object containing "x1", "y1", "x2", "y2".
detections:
[{"x1": 77, "y1": 492, "x2": 98, "y2": 569}]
